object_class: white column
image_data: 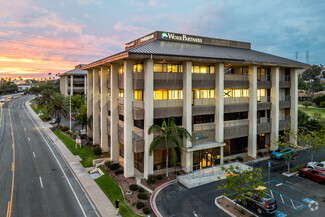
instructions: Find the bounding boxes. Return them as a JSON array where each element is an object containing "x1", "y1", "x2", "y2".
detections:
[
  {"x1": 181, "y1": 61, "x2": 192, "y2": 173},
  {"x1": 87, "y1": 70, "x2": 93, "y2": 138},
  {"x1": 290, "y1": 68, "x2": 298, "y2": 145},
  {"x1": 110, "y1": 64, "x2": 119, "y2": 163},
  {"x1": 101, "y1": 66, "x2": 109, "y2": 152},
  {"x1": 143, "y1": 60, "x2": 154, "y2": 178},
  {"x1": 124, "y1": 60, "x2": 134, "y2": 178},
  {"x1": 215, "y1": 63, "x2": 225, "y2": 164},
  {"x1": 248, "y1": 65, "x2": 257, "y2": 158},
  {"x1": 93, "y1": 68, "x2": 100, "y2": 145},
  {"x1": 84, "y1": 75, "x2": 87, "y2": 97},
  {"x1": 64, "y1": 76, "x2": 68, "y2": 95},
  {"x1": 70, "y1": 75, "x2": 74, "y2": 95},
  {"x1": 271, "y1": 67, "x2": 279, "y2": 151},
  {"x1": 60, "y1": 76, "x2": 66, "y2": 95}
]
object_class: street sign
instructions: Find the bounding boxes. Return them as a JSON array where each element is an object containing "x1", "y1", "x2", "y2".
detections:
[
  {"x1": 268, "y1": 161, "x2": 271, "y2": 167},
  {"x1": 76, "y1": 137, "x2": 81, "y2": 149}
]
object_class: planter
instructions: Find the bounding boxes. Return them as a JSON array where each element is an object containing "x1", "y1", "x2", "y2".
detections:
[
  {"x1": 282, "y1": 171, "x2": 298, "y2": 177},
  {"x1": 215, "y1": 196, "x2": 257, "y2": 217}
]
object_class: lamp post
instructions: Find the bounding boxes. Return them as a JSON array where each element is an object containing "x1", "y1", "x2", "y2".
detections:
[{"x1": 70, "y1": 94, "x2": 72, "y2": 132}]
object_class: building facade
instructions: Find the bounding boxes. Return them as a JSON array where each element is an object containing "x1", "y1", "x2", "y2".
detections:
[
  {"x1": 82, "y1": 31, "x2": 307, "y2": 178},
  {"x1": 60, "y1": 64, "x2": 87, "y2": 96}
]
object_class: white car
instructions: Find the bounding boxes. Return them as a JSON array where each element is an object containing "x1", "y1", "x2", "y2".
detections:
[{"x1": 307, "y1": 161, "x2": 325, "y2": 169}]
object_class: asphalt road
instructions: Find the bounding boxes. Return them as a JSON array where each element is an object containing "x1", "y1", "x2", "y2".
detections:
[{"x1": 0, "y1": 96, "x2": 97, "y2": 217}]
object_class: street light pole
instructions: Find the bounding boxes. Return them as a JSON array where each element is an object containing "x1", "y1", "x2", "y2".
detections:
[{"x1": 70, "y1": 94, "x2": 72, "y2": 132}]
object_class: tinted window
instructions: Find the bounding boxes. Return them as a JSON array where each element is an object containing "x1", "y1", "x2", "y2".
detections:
[{"x1": 267, "y1": 199, "x2": 276, "y2": 204}]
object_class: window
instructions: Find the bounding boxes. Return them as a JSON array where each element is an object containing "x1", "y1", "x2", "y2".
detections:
[
  {"x1": 108, "y1": 88, "x2": 111, "y2": 96},
  {"x1": 134, "y1": 90, "x2": 143, "y2": 100},
  {"x1": 257, "y1": 89, "x2": 266, "y2": 102},
  {"x1": 119, "y1": 89, "x2": 124, "y2": 98},
  {"x1": 133, "y1": 64, "x2": 143, "y2": 72},
  {"x1": 224, "y1": 89, "x2": 249, "y2": 98},
  {"x1": 154, "y1": 63, "x2": 182, "y2": 73},
  {"x1": 225, "y1": 67, "x2": 248, "y2": 75},
  {"x1": 154, "y1": 64, "x2": 163, "y2": 72},
  {"x1": 154, "y1": 90, "x2": 182, "y2": 100},
  {"x1": 192, "y1": 65, "x2": 215, "y2": 74},
  {"x1": 192, "y1": 89, "x2": 214, "y2": 99},
  {"x1": 118, "y1": 65, "x2": 124, "y2": 74}
]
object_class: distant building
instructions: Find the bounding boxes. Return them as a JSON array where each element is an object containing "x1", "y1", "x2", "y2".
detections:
[
  {"x1": 17, "y1": 83, "x2": 32, "y2": 92},
  {"x1": 60, "y1": 64, "x2": 87, "y2": 96},
  {"x1": 298, "y1": 89, "x2": 311, "y2": 101},
  {"x1": 320, "y1": 78, "x2": 325, "y2": 84}
]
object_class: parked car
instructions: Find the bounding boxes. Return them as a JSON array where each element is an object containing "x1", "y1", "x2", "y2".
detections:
[
  {"x1": 271, "y1": 147, "x2": 293, "y2": 159},
  {"x1": 299, "y1": 168, "x2": 325, "y2": 184},
  {"x1": 7, "y1": 96, "x2": 13, "y2": 100},
  {"x1": 237, "y1": 193, "x2": 277, "y2": 215},
  {"x1": 50, "y1": 118, "x2": 57, "y2": 124},
  {"x1": 0, "y1": 98, "x2": 6, "y2": 103},
  {"x1": 307, "y1": 161, "x2": 325, "y2": 170}
]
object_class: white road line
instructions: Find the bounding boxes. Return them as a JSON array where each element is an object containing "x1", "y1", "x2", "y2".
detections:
[
  {"x1": 28, "y1": 137, "x2": 30, "y2": 142},
  {"x1": 24, "y1": 106, "x2": 87, "y2": 217},
  {"x1": 21, "y1": 120, "x2": 23, "y2": 123},
  {"x1": 39, "y1": 176, "x2": 43, "y2": 188},
  {"x1": 290, "y1": 199, "x2": 296, "y2": 209},
  {"x1": 280, "y1": 194, "x2": 284, "y2": 203},
  {"x1": 286, "y1": 181, "x2": 293, "y2": 184},
  {"x1": 24, "y1": 127, "x2": 26, "y2": 131},
  {"x1": 276, "y1": 183, "x2": 283, "y2": 187},
  {"x1": 270, "y1": 190, "x2": 274, "y2": 198},
  {"x1": 33, "y1": 152, "x2": 36, "y2": 158}
]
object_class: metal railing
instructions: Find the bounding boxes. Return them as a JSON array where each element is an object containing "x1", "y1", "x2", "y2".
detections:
[
  {"x1": 280, "y1": 116, "x2": 291, "y2": 121},
  {"x1": 154, "y1": 72, "x2": 183, "y2": 82},
  {"x1": 258, "y1": 96, "x2": 270, "y2": 103},
  {"x1": 280, "y1": 75, "x2": 291, "y2": 81},
  {"x1": 192, "y1": 122, "x2": 215, "y2": 132},
  {"x1": 133, "y1": 100, "x2": 144, "y2": 109},
  {"x1": 257, "y1": 74, "x2": 271, "y2": 81}
]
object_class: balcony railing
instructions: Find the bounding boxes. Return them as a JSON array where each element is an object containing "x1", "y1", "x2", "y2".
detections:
[
  {"x1": 224, "y1": 97, "x2": 249, "y2": 104},
  {"x1": 192, "y1": 124, "x2": 215, "y2": 144},
  {"x1": 192, "y1": 73, "x2": 215, "y2": 88},
  {"x1": 258, "y1": 96, "x2": 270, "y2": 103},
  {"x1": 192, "y1": 122, "x2": 215, "y2": 132},
  {"x1": 279, "y1": 96, "x2": 291, "y2": 108},
  {"x1": 224, "y1": 119, "x2": 249, "y2": 128},
  {"x1": 257, "y1": 118, "x2": 272, "y2": 134},
  {"x1": 224, "y1": 119, "x2": 249, "y2": 139},
  {"x1": 280, "y1": 75, "x2": 291, "y2": 88},
  {"x1": 133, "y1": 71, "x2": 144, "y2": 89},
  {"x1": 133, "y1": 100, "x2": 144, "y2": 109},
  {"x1": 257, "y1": 118, "x2": 271, "y2": 124},
  {"x1": 280, "y1": 96, "x2": 291, "y2": 102},
  {"x1": 119, "y1": 97, "x2": 124, "y2": 105},
  {"x1": 192, "y1": 98, "x2": 215, "y2": 106},
  {"x1": 279, "y1": 116, "x2": 291, "y2": 129},
  {"x1": 224, "y1": 74, "x2": 248, "y2": 81},
  {"x1": 154, "y1": 99, "x2": 183, "y2": 108}
]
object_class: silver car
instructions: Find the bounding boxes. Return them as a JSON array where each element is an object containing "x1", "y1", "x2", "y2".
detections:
[{"x1": 307, "y1": 161, "x2": 325, "y2": 169}]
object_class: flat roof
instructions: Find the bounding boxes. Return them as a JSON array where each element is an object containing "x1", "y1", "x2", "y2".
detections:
[{"x1": 82, "y1": 31, "x2": 309, "y2": 70}]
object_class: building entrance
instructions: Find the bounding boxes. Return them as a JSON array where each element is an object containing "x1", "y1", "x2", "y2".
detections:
[{"x1": 201, "y1": 152, "x2": 213, "y2": 168}]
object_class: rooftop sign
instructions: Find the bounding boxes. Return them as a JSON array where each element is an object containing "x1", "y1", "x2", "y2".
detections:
[{"x1": 160, "y1": 32, "x2": 203, "y2": 43}]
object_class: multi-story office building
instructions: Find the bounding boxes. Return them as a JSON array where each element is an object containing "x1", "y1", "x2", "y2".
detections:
[
  {"x1": 82, "y1": 31, "x2": 307, "y2": 178},
  {"x1": 60, "y1": 64, "x2": 87, "y2": 96}
]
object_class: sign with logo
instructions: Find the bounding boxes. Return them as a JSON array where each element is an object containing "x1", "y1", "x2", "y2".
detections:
[
  {"x1": 160, "y1": 32, "x2": 203, "y2": 43},
  {"x1": 76, "y1": 137, "x2": 81, "y2": 145},
  {"x1": 140, "y1": 34, "x2": 154, "y2": 43},
  {"x1": 125, "y1": 41, "x2": 136, "y2": 49}
]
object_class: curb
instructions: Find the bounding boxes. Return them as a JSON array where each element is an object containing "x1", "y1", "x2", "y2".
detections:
[
  {"x1": 150, "y1": 180, "x2": 177, "y2": 217},
  {"x1": 215, "y1": 196, "x2": 257, "y2": 217},
  {"x1": 282, "y1": 171, "x2": 298, "y2": 177}
]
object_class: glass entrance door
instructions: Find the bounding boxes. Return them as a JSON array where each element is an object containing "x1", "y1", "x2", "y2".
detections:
[{"x1": 201, "y1": 152, "x2": 213, "y2": 168}]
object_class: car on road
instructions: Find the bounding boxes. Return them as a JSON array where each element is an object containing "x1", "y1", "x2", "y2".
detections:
[
  {"x1": 271, "y1": 147, "x2": 293, "y2": 159},
  {"x1": 299, "y1": 168, "x2": 325, "y2": 184},
  {"x1": 50, "y1": 118, "x2": 57, "y2": 124},
  {"x1": 237, "y1": 193, "x2": 278, "y2": 215},
  {"x1": 0, "y1": 98, "x2": 5, "y2": 103},
  {"x1": 307, "y1": 161, "x2": 325, "y2": 170},
  {"x1": 7, "y1": 96, "x2": 13, "y2": 100}
]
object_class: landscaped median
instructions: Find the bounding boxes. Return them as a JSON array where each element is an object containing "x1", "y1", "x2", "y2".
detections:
[{"x1": 30, "y1": 103, "x2": 47, "y2": 120}]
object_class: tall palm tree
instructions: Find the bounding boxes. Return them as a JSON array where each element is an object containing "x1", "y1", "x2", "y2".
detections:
[
  {"x1": 74, "y1": 104, "x2": 92, "y2": 133},
  {"x1": 148, "y1": 117, "x2": 192, "y2": 177},
  {"x1": 34, "y1": 89, "x2": 54, "y2": 116},
  {"x1": 47, "y1": 93, "x2": 69, "y2": 127}
]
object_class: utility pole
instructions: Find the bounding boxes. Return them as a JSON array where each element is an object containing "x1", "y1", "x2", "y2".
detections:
[
  {"x1": 70, "y1": 94, "x2": 72, "y2": 132},
  {"x1": 306, "y1": 51, "x2": 310, "y2": 64}
]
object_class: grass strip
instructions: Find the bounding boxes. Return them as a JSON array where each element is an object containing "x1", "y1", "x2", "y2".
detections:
[
  {"x1": 95, "y1": 167, "x2": 143, "y2": 217},
  {"x1": 53, "y1": 129, "x2": 95, "y2": 167},
  {"x1": 298, "y1": 106, "x2": 325, "y2": 119}
]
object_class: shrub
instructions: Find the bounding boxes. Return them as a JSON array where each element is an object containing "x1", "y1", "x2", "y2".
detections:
[
  {"x1": 290, "y1": 165, "x2": 306, "y2": 173},
  {"x1": 93, "y1": 146, "x2": 102, "y2": 155},
  {"x1": 147, "y1": 174, "x2": 156, "y2": 184},
  {"x1": 236, "y1": 157, "x2": 244, "y2": 162},
  {"x1": 129, "y1": 184, "x2": 139, "y2": 191},
  {"x1": 110, "y1": 163, "x2": 119, "y2": 171},
  {"x1": 320, "y1": 101, "x2": 325, "y2": 108},
  {"x1": 138, "y1": 187, "x2": 145, "y2": 193},
  {"x1": 136, "y1": 201, "x2": 144, "y2": 209},
  {"x1": 302, "y1": 101, "x2": 312, "y2": 108},
  {"x1": 61, "y1": 126, "x2": 69, "y2": 132},
  {"x1": 71, "y1": 132, "x2": 77, "y2": 139},
  {"x1": 81, "y1": 135, "x2": 87, "y2": 140},
  {"x1": 138, "y1": 193, "x2": 148, "y2": 200},
  {"x1": 143, "y1": 207, "x2": 151, "y2": 214},
  {"x1": 115, "y1": 169, "x2": 123, "y2": 175},
  {"x1": 157, "y1": 175, "x2": 163, "y2": 180},
  {"x1": 105, "y1": 160, "x2": 113, "y2": 168}
]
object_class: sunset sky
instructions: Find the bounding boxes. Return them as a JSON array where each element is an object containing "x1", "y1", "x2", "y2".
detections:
[{"x1": 1, "y1": 0, "x2": 324, "y2": 79}]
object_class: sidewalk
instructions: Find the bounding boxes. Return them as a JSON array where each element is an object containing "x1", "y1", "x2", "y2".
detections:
[{"x1": 26, "y1": 100, "x2": 115, "y2": 217}]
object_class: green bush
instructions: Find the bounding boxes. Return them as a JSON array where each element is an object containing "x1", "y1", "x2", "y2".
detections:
[
  {"x1": 290, "y1": 165, "x2": 306, "y2": 173},
  {"x1": 93, "y1": 146, "x2": 102, "y2": 155},
  {"x1": 137, "y1": 193, "x2": 148, "y2": 200},
  {"x1": 110, "y1": 163, "x2": 119, "y2": 171},
  {"x1": 147, "y1": 174, "x2": 156, "y2": 184},
  {"x1": 313, "y1": 93, "x2": 325, "y2": 106},
  {"x1": 136, "y1": 201, "x2": 144, "y2": 209},
  {"x1": 320, "y1": 101, "x2": 325, "y2": 108},
  {"x1": 143, "y1": 207, "x2": 151, "y2": 214},
  {"x1": 236, "y1": 156, "x2": 244, "y2": 162},
  {"x1": 157, "y1": 175, "x2": 163, "y2": 180},
  {"x1": 138, "y1": 187, "x2": 144, "y2": 193},
  {"x1": 105, "y1": 160, "x2": 113, "y2": 168},
  {"x1": 302, "y1": 101, "x2": 312, "y2": 108},
  {"x1": 71, "y1": 132, "x2": 78, "y2": 139},
  {"x1": 115, "y1": 169, "x2": 123, "y2": 175},
  {"x1": 61, "y1": 126, "x2": 69, "y2": 132},
  {"x1": 129, "y1": 184, "x2": 139, "y2": 191}
]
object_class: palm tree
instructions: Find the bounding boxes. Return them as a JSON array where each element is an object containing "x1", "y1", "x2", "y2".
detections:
[
  {"x1": 47, "y1": 93, "x2": 69, "y2": 127},
  {"x1": 33, "y1": 89, "x2": 54, "y2": 116},
  {"x1": 74, "y1": 104, "x2": 92, "y2": 133},
  {"x1": 148, "y1": 117, "x2": 192, "y2": 177}
]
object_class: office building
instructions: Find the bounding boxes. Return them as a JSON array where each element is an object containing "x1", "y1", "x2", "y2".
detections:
[{"x1": 60, "y1": 64, "x2": 87, "y2": 96}]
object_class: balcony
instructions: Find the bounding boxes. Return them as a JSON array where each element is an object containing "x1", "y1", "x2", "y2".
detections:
[
  {"x1": 133, "y1": 71, "x2": 144, "y2": 89},
  {"x1": 224, "y1": 74, "x2": 249, "y2": 89},
  {"x1": 192, "y1": 73, "x2": 215, "y2": 89},
  {"x1": 224, "y1": 97, "x2": 249, "y2": 113},
  {"x1": 192, "y1": 98, "x2": 215, "y2": 115},
  {"x1": 192, "y1": 123, "x2": 215, "y2": 145},
  {"x1": 224, "y1": 119, "x2": 249, "y2": 139},
  {"x1": 280, "y1": 75, "x2": 291, "y2": 88},
  {"x1": 257, "y1": 75, "x2": 272, "y2": 88},
  {"x1": 257, "y1": 96, "x2": 271, "y2": 110},
  {"x1": 118, "y1": 73, "x2": 124, "y2": 89},
  {"x1": 72, "y1": 80, "x2": 85, "y2": 85},
  {"x1": 133, "y1": 128, "x2": 144, "y2": 153},
  {"x1": 154, "y1": 100, "x2": 183, "y2": 118},
  {"x1": 133, "y1": 100, "x2": 144, "y2": 120},
  {"x1": 154, "y1": 72, "x2": 183, "y2": 89},
  {"x1": 279, "y1": 96, "x2": 291, "y2": 108},
  {"x1": 279, "y1": 116, "x2": 291, "y2": 130},
  {"x1": 118, "y1": 122, "x2": 124, "y2": 144},
  {"x1": 257, "y1": 118, "x2": 271, "y2": 134}
]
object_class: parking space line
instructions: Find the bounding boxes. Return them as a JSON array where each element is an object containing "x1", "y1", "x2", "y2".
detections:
[
  {"x1": 280, "y1": 194, "x2": 284, "y2": 203},
  {"x1": 290, "y1": 199, "x2": 296, "y2": 209},
  {"x1": 276, "y1": 183, "x2": 283, "y2": 187},
  {"x1": 269, "y1": 189, "x2": 274, "y2": 198},
  {"x1": 267, "y1": 188, "x2": 307, "y2": 211}
]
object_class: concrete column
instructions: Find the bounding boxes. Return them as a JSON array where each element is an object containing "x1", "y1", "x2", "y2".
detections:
[
  {"x1": 124, "y1": 60, "x2": 134, "y2": 178},
  {"x1": 64, "y1": 76, "x2": 68, "y2": 95},
  {"x1": 84, "y1": 75, "x2": 87, "y2": 97},
  {"x1": 101, "y1": 66, "x2": 109, "y2": 152},
  {"x1": 270, "y1": 67, "x2": 280, "y2": 151},
  {"x1": 87, "y1": 70, "x2": 93, "y2": 138},
  {"x1": 93, "y1": 68, "x2": 100, "y2": 145},
  {"x1": 181, "y1": 61, "x2": 192, "y2": 173},
  {"x1": 248, "y1": 65, "x2": 257, "y2": 158},
  {"x1": 60, "y1": 76, "x2": 66, "y2": 95},
  {"x1": 110, "y1": 64, "x2": 119, "y2": 163},
  {"x1": 70, "y1": 75, "x2": 74, "y2": 95},
  {"x1": 215, "y1": 63, "x2": 224, "y2": 143},
  {"x1": 143, "y1": 60, "x2": 154, "y2": 178},
  {"x1": 220, "y1": 146, "x2": 224, "y2": 164},
  {"x1": 290, "y1": 68, "x2": 298, "y2": 145}
]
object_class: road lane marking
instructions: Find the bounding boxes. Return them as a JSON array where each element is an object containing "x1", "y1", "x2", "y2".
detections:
[
  {"x1": 0, "y1": 103, "x2": 2, "y2": 128},
  {"x1": 24, "y1": 106, "x2": 87, "y2": 217},
  {"x1": 276, "y1": 183, "x2": 283, "y2": 187},
  {"x1": 21, "y1": 120, "x2": 23, "y2": 123},
  {"x1": 270, "y1": 190, "x2": 274, "y2": 198},
  {"x1": 290, "y1": 199, "x2": 296, "y2": 209},
  {"x1": 24, "y1": 127, "x2": 26, "y2": 131},
  {"x1": 28, "y1": 137, "x2": 30, "y2": 142},
  {"x1": 280, "y1": 194, "x2": 284, "y2": 203},
  {"x1": 39, "y1": 177, "x2": 43, "y2": 188},
  {"x1": 33, "y1": 152, "x2": 36, "y2": 158}
]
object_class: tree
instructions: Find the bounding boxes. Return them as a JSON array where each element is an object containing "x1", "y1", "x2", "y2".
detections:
[
  {"x1": 74, "y1": 104, "x2": 92, "y2": 133},
  {"x1": 312, "y1": 93, "x2": 325, "y2": 106},
  {"x1": 148, "y1": 117, "x2": 192, "y2": 177},
  {"x1": 47, "y1": 93, "x2": 69, "y2": 127},
  {"x1": 71, "y1": 94, "x2": 85, "y2": 113},
  {"x1": 218, "y1": 166, "x2": 267, "y2": 212},
  {"x1": 298, "y1": 110, "x2": 310, "y2": 127},
  {"x1": 298, "y1": 129, "x2": 325, "y2": 162},
  {"x1": 33, "y1": 89, "x2": 54, "y2": 116},
  {"x1": 302, "y1": 65, "x2": 322, "y2": 81},
  {"x1": 302, "y1": 101, "x2": 312, "y2": 109},
  {"x1": 298, "y1": 76, "x2": 308, "y2": 90}
]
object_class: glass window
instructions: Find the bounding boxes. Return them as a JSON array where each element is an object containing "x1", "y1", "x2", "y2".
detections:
[
  {"x1": 224, "y1": 89, "x2": 233, "y2": 98},
  {"x1": 224, "y1": 89, "x2": 249, "y2": 97},
  {"x1": 171, "y1": 64, "x2": 178, "y2": 72},
  {"x1": 119, "y1": 89, "x2": 124, "y2": 98},
  {"x1": 154, "y1": 90, "x2": 168, "y2": 100},
  {"x1": 210, "y1": 66, "x2": 215, "y2": 74},
  {"x1": 154, "y1": 64, "x2": 163, "y2": 72},
  {"x1": 118, "y1": 65, "x2": 124, "y2": 74},
  {"x1": 200, "y1": 66, "x2": 208, "y2": 74},
  {"x1": 108, "y1": 88, "x2": 111, "y2": 96},
  {"x1": 134, "y1": 90, "x2": 143, "y2": 100},
  {"x1": 133, "y1": 64, "x2": 143, "y2": 72}
]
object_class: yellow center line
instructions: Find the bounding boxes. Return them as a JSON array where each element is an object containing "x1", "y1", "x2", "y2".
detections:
[{"x1": 6, "y1": 102, "x2": 15, "y2": 217}]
